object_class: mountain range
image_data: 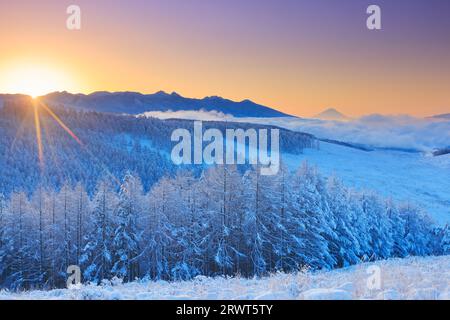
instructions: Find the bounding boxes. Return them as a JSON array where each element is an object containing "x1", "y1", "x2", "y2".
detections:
[
  {"x1": 1, "y1": 92, "x2": 448, "y2": 120},
  {"x1": 430, "y1": 113, "x2": 450, "y2": 120},
  {"x1": 33, "y1": 91, "x2": 292, "y2": 118}
]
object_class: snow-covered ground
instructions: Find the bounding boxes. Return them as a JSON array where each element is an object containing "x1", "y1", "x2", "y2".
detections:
[{"x1": 1, "y1": 256, "x2": 448, "y2": 300}]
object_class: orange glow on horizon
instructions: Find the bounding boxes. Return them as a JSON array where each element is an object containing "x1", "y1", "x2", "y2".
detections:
[
  {"x1": 0, "y1": 62, "x2": 80, "y2": 98},
  {"x1": 0, "y1": 2, "x2": 448, "y2": 118}
]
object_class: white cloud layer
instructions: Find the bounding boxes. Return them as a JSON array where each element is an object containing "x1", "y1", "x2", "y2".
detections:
[
  {"x1": 141, "y1": 109, "x2": 231, "y2": 121},
  {"x1": 141, "y1": 110, "x2": 450, "y2": 151}
]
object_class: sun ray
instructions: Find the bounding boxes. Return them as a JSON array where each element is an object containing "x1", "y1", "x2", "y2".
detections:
[
  {"x1": 32, "y1": 100, "x2": 122, "y2": 187},
  {"x1": 38, "y1": 101, "x2": 83, "y2": 146},
  {"x1": 32, "y1": 100, "x2": 44, "y2": 168}
]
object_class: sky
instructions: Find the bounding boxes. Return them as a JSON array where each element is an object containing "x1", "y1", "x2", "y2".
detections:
[{"x1": 0, "y1": 0, "x2": 449, "y2": 117}]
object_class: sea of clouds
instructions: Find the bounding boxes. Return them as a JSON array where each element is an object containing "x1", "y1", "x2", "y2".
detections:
[{"x1": 141, "y1": 110, "x2": 450, "y2": 152}]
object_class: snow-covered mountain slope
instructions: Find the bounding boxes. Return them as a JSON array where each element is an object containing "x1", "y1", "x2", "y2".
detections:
[
  {"x1": 282, "y1": 142, "x2": 450, "y2": 225},
  {"x1": 1, "y1": 256, "x2": 448, "y2": 300},
  {"x1": 140, "y1": 111, "x2": 450, "y2": 224},
  {"x1": 0, "y1": 94, "x2": 29, "y2": 109},
  {"x1": 142, "y1": 112, "x2": 450, "y2": 152},
  {"x1": 0, "y1": 102, "x2": 312, "y2": 196},
  {"x1": 36, "y1": 91, "x2": 292, "y2": 118}
]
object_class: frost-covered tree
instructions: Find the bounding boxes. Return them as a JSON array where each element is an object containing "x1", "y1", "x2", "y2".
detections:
[
  {"x1": 326, "y1": 176, "x2": 360, "y2": 267},
  {"x1": 81, "y1": 178, "x2": 118, "y2": 283},
  {"x1": 384, "y1": 198, "x2": 407, "y2": 258},
  {"x1": 7, "y1": 192, "x2": 41, "y2": 289},
  {"x1": 270, "y1": 164, "x2": 302, "y2": 272},
  {"x1": 0, "y1": 162, "x2": 445, "y2": 290},
  {"x1": 111, "y1": 173, "x2": 144, "y2": 282},
  {"x1": 0, "y1": 194, "x2": 10, "y2": 286},
  {"x1": 440, "y1": 225, "x2": 450, "y2": 255},
  {"x1": 399, "y1": 204, "x2": 434, "y2": 256},
  {"x1": 203, "y1": 165, "x2": 247, "y2": 276},
  {"x1": 30, "y1": 185, "x2": 48, "y2": 285},
  {"x1": 45, "y1": 189, "x2": 63, "y2": 288},
  {"x1": 58, "y1": 183, "x2": 74, "y2": 274},
  {"x1": 144, "y1": 177, "x2": 174, "y2": 280},
  {"x1": 74, "y1": 183, "x2": 90, "y2": 267},
  {"x1": 288, "y1": 163, "x2": 336, "y2": 269}
]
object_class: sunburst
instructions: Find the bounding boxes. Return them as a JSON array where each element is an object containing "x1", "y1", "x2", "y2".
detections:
[
  {"x1": 2, "y1": 65, "x2": 74, "y2": 98},
  {"x1": 31, "y1": 99, "x2": 83, "y2": 169}
]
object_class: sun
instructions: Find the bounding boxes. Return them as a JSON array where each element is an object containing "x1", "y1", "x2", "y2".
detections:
[{"x1": 1, "y1": 64, "x2": 75, "y2": 98}]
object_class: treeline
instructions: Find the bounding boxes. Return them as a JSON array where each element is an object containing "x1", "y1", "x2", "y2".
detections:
[
  {"x1": 0, "y1": 163, "x2": 448, "y2": 290},
  {"x1": 0, "y1": 100, "x2": 315, "y2": 196}
]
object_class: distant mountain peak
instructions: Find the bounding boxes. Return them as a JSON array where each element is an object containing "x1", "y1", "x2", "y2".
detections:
[
  {"x1": 154, "y1": 90, "x2": 169, "y2": 96},
  {"x1": 90, "y1": 91, "x2": 111, "y2": 97},
  {"x1": 204, "y1": 95, "x2": 225, "y2": 101},
  {"x1": 315, "y1": 108, "x2": 349, "y2": 121},
  {"x1": 430, "y1": 113, "x2": 450, "y2": 120}
]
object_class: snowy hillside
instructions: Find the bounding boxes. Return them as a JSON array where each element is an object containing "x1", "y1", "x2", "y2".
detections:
[
  {"x1": 141, "y1": 111, "x2": 450, "y2": 224},
  {"x1": 143, "y1": 111, "x2": 450, "y2": 152},
  {"x1": 283, "y1": 142, "x2": 450, "y2": 224},
  {"x1": 0, "y1": 101, "x2": 312, "y2": 195},
  {"x1": 0, "y1": 100, "x2": 448, "y2": 294},
  {"x1": 1, "y1": 255, "x2": 448, "y2": 300}
]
